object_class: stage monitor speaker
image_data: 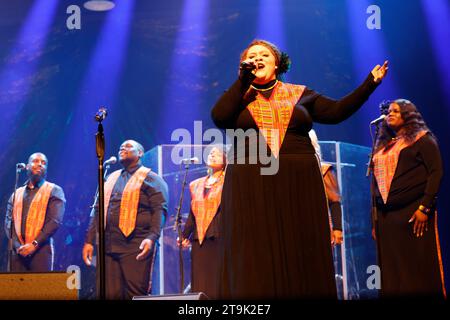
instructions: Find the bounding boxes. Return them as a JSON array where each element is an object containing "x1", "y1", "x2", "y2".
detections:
[
  {"x1": 133, "y1": 292, "x2": 208, "y2": 300},
  {"x1": 0, "y1": 272, "x2": 79, "y2": 300}
]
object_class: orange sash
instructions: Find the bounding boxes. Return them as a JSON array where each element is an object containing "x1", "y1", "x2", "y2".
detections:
[
  {"x1": 190, "y1": 172, "x2": 224, "y2": 245},
  {"x1": 12, "y1": 181, "x2": 54, "y2": 245},
  {"x1": 247, "y1": 82, "x2": 305, "y2": 158},
  {"x1": 104, "y1": 166, "x2": 151, "y2": 237},
  {"x1": 321, "y1": 163, "x2": 332, "y2": 176},
  {"x1": 373, "y1": 131, "x2": 427, "y2": 204}
]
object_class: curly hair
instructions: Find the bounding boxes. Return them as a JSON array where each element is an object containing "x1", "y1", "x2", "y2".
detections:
[
  {"x1": 375, "y1": 99, "x2": 432, "y2": 151},
  {"x1": 239, "y1": 39, "x2": 291, "y2": 79}
]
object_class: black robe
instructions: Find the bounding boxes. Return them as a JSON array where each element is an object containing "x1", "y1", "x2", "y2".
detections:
[
  {"x1": 374, "y1": 133, "x2": 445, "y2": 298},
  {"x1": 211, "y1": 73, "x2": 379, "y2": 299}
]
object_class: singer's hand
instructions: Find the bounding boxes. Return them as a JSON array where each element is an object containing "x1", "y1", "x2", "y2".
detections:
[
  {"x1": 82, "y1": 243, "x2": 94, "y2": 266},
  {"x1": 408, "y1": 210, "x2": 428, "y2": 237},
  {"x1": 239, "y1": 59, "x2": 258, "y2": 81},
  {"x1": 371, "y1": 60, "x2": 389, "y2": 83},
  {"x1": 240, "y1": 59, "x2": 257, "y2": 70},
  {"x1": 331, "y1": 230, "x2": 343, "y2": 246},
  {"x1": 136, "y1": 239, "x2": 153, "y2": 261},
  {"x1": 177, "y1": 237, "x2": 191, "y2": 249},
  {"x1": 17, "y1": 243, "x2": 37, "y2": 257}
]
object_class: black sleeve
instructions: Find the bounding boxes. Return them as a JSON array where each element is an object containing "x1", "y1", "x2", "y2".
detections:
[
  {"x1": 211, "y1": 73, "x2": 256, "y2": 129},
  {"x1": 85, "y1": 207, "x2": 97, "y2": 245},
  {"x1": 145, "y1": 174, "x2": 169, "y2": 242},
  {"x1": 182, "y1": 210, "x2": 195, "y2": 240},
  {"x1": 417, "y1": 134, "x2": 443, "y2": 209},
  {"x1": 329, "y1": 202, "x2": 343, "y2": 231},
  {"x1": 35, "y1": 186, "x2": 66, "y2": 245},
  {"x1": 4, "y1": 194, "x2": 13, "y2": 240},
  {"x1": 85, "y1": 173, "x2": 113, "y2": 245},
  {"x1": 304, "y1": 73, "x2": 380, "y2": 124}
]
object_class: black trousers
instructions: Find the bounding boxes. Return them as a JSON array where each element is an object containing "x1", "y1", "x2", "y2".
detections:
[
  {"x1": 11, "y1": 243, "x2": 53, "y2": 272},
  {"x1": 105, "y1": 248, "x2": 156, "y2": 300}
]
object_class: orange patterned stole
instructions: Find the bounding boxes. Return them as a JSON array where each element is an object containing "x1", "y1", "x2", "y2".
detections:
[
  {"x1": 247, "y1": 82, "x2": 305, "y2": 158},
  {"x1": 373, "y1": 130, "x2": 427, "y2": 204},
  {"x1": 321, "y1": 163, "x2": 332, "y2": 176},
  {"x1": 190, "y1": 171, "x2": 224, "y2": 245},
  {"x1": 104, "y1": 166, "x2": 151, "y2": 237},
  {"x1": 13, "y1": 181, "x2": 54, "y2": 245}
]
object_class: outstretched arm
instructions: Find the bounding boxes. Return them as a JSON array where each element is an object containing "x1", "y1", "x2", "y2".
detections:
[{"x1": 305, "y1": 61, "x2": 388, "y2": 124}]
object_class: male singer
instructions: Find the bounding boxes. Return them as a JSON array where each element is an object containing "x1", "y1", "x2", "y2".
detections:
[
  {"x1": 4, "y1": 152, "x2": 66, "y2": 271},
  {"x1": 82, "y1": 139, "x2": 168, "y2": 300}
]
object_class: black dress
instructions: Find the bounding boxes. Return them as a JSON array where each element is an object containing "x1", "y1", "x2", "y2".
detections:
[
  {"x1": 182, "y1": 188, "x2": 222, "y2": 299},
  {"x1": 211, "y1": 73, "x2": 379, "y2": 299},
  {"x1": 374, "y1": 133, "x2": 445, "y2": 298}
]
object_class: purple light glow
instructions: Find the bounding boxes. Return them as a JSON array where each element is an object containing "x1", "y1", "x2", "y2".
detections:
[
  {"x1": 160, "y1": 0, "x2": 209, "y2": 134},
  {"x1": 345, "y1": 0, "x2": 400, "y2": 139},
  {"x1": 421, "y1": 0, "x2": 450, "y2": 119},
  {"x1": 0, "y1": 0, "x2": 59, "y2": 154},
  {"x1": 54, "y1": 0, "x2": 135, "y2": 183},
  {"x1": 257, "y1": 0, "x2": 288, "y2": 81}
]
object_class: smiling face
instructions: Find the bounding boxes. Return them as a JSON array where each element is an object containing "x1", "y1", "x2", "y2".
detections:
[
  {"x1": 27, "y1": 153, "x2": 48, "y2": 181},
  {"x1": 244, "y1": 44, "x2": 278, "y2": 85},
  {"x1": 386, "y1": 102, "x2": 405, "y2": 132}
]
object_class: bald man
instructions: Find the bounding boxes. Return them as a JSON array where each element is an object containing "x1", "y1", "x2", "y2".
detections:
[
  {"x1": 4, "y1": 152, "x2": 66, "y2": 272},
  {"x1": 83, "y1": 140, "x2": 168, "y2": 300}
]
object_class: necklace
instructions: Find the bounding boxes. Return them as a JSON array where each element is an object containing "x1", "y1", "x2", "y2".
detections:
[
  {"x1": 251, "y1": 80, "x2": 278, "y2": 92},
  {"x1": 385, "y1": 135, "x2": 402, "y2": 150},
  {"x1": 205, "y1": 171, "x2": 224, "y2": 188}
]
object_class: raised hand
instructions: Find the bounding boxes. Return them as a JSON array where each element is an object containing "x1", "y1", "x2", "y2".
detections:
[{"x1": 371, "y1": 60, "x2": 389, "y2": 83}]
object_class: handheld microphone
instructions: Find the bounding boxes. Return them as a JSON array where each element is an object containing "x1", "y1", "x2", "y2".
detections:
[
  {"x1": 95, "y1": 107, "x2": 108, "y2": 122},
  {"x1": 16, "y1": 163, "x2": 26, "y2": 171},
  {"x1": 103, "y1": 156, "x2": 117, "y2": 166},
  {"x1": 370, "y1": 114, "x2": 386, "y2": 125},
  {"x1": 180, "y1": 157, "x2": 199, "y2": 165},
  {"x1": 240, "y1": 61, "x2": 256, "y2": 70}
]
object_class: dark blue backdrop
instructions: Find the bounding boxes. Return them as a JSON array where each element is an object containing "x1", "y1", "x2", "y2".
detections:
[{"x1": 1, "y1": 0, "x2": 449, "y2": 298}]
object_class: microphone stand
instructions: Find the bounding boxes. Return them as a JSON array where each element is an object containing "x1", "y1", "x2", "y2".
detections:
[
  {"x1": 95, "y1": 111, "x2": 106, "y2": 300},
  {"x1": 367, "y1": 122, "x2": 381, "y2": 259},
  {"x1": 89, "y1": 162, "x2": 113, "y2": 212},
  {"x1": 8, "y1": 166, "x2": 23, "y2": 272},
  {"x1": 173, "y1": 161, "x2": 191, "y2": 294}
]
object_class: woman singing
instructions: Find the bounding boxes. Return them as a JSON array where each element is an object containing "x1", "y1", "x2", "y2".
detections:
[{"x1": 211, "y1": 39, "x2": 388, "y2": 299}]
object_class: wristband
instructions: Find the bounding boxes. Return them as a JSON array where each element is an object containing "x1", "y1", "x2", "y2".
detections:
[{"x1": 418, "y1": 205, "x2": 431, "y2": 214}]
